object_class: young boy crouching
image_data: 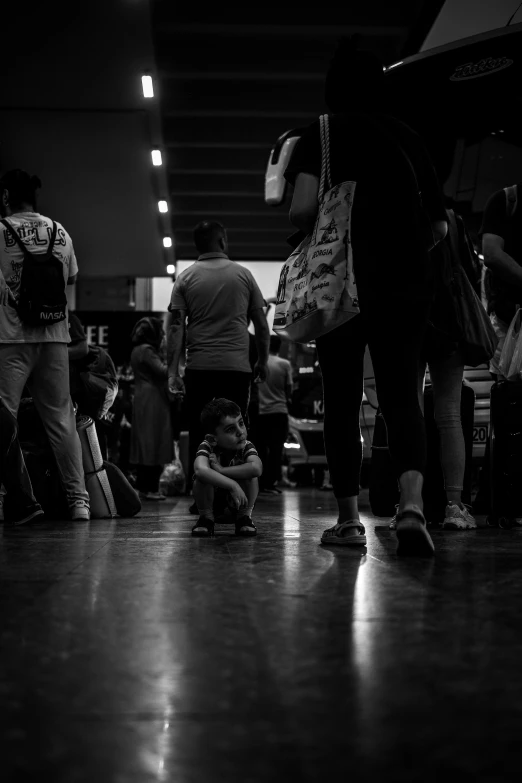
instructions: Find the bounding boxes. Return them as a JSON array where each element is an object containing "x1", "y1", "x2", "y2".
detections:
[{"x1": 192, "y1": 398, "x2": 262, "y2": 537}]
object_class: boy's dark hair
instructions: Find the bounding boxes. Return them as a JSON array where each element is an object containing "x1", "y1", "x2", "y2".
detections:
[
  {"x1": 193, "y1": 220, "x2": 226, "y2": 253},
  {"x1": 0, "y1": 169, "x2": 42, "y2": 211},
  {"x1": 269, "y1": 334, "x2": 282, "y2": 353},
  {"x1": 201, "y1": 397, "x2": 241, "y2": 434}
]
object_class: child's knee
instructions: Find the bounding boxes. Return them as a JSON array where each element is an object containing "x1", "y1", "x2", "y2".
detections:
[{"x1": 193, "y1": 477, "x2": 213, "y2": 497}]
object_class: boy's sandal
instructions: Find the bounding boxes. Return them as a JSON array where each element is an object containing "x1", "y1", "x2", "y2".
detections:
[
  {"x1": 235, "y1": 516, "x2": 257, "y2": 537},
  {"x1": 192, "y1": 517, "x2": 215, "y2": 537}
]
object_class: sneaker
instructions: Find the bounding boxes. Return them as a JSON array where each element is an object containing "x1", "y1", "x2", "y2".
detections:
[
  {"x1": 139, "y1": 491, "x2": 167, "y2": 502},
  {"x1": 442, "y1": 502, "x2": 477, "y2": 530},
  {"x1": 321, "y1": 520, "x2": 367, "y2": 547},
  {"x1": 389, "y1": 504, "x2": 400, "y2": 530},
  {"x1": 395, "y1": 508, "x2": 434, "y2": 557},
  {"x1": 13, "y1": 504, "x2": 44, "y2": 526},
  {"x1": 71, "y1": 501, "x2": 91, "y2": 522}
]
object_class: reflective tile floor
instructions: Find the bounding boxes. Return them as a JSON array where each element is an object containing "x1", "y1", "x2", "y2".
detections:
[{"x1": 2, "y1": 489, "x2": 522, "y2": 782}]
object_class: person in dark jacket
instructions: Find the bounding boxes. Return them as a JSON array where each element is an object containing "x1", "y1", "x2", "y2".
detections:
[{"x1": 130, "y1": 317, "x2": 173, "y2": 501}]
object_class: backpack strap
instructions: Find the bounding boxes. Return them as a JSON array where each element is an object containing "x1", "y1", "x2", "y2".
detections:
[
  {"x1": 504, "y1": 184, "x2": 518, "y2": 218},
  {"x1": 0, "y1": 218, "x2": 58, "y2": 253},
  {"x1": 0, "y1": 218, "x2": 30, "y2": 254}
]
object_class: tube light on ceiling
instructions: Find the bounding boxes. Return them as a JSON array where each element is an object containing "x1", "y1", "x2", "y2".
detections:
[
  {"x1": 166, "y1": 264, "x2": 175, "y2": 274},
  {"x1": 158, "y1": 200, "x2": 168, "y2": 213},
  {"x1": 141, "y1": 75, "x2": 154, "y2": 98},
  {"x1": 163, "y1": 237, "x2": 173, "y2": 248},
  {"x1": 151, "y1": 149, "x2": 162, "y2": 166}
]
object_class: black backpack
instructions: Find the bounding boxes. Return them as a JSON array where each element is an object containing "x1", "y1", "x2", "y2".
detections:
[{"x1": 0, "y1": 218, "x2": 67, "y2": 326}]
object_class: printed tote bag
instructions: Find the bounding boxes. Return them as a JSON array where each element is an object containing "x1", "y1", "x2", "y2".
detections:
[{"x1": 274, "y1": 114, "x2": 360, "y2": 343}]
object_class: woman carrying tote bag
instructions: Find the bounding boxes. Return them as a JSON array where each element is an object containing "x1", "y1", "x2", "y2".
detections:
[{"x1": 284, "y1": 38, "x2": 448, "y2": 557}]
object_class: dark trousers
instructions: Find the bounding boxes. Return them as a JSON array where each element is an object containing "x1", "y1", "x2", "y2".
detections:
[
  {"x1": 257, "y1": 413, "x2": 288, "y2": 489},
  {"x1": 0, "y1": 398, "x2": 37, "y2": 511},
  {"x1": 184, "y1": 370, "x2": 252, "y2": 475},
  {"x1": 316, "y1": 298, "x2": 430, "y2": 498},
  {"x1": 136, "y1": 465, "x2": 163, "y2": 493}
]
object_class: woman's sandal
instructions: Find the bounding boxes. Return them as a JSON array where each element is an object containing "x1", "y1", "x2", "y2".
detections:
[
  {"x1": 191, "y1": 517, "x2": 215, "y2": 537},
  {"x1": 320, "y1": 520, "x2": 367, "y2": 546},
  {"x1": 235, "y1": 516, "x2": 257, "y2": 537}
]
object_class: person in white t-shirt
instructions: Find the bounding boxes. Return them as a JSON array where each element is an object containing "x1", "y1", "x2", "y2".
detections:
[
  {"x1": 0, "y1": 170, "x2": 90, "y2": 521},
  {"x1": 257, "y1": 335, "x2": 293, "y2": 494}
]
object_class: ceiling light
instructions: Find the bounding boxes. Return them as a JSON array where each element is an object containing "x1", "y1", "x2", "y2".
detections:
[
  {"x1": 141, "y1": 75, "x2": 154, "y2": 98},
  {"x1": 158, "y1": 200, "x2": 168, "y2": 213},
  {"x1": 166, "y1": 264, "x2": 175, "y2": 274},
  {"x1": 151, "y1": 149, "x2": 162, "y2": 166},
  {"x1": 163, "y1": 237, "x2": 173, "y2": 248}
]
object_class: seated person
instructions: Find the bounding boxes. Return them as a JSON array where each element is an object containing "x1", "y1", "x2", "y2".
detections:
[{"x1": 192, "y1": 398, "x2": 262, "y2": 538}]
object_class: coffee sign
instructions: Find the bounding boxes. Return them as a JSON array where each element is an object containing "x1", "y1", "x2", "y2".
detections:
[{"x1": 450, "y1": 56, "x2": 514, "y2": 81}]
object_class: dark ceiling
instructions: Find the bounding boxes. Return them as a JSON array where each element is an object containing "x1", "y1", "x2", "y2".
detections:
[{"x1": 150, "y1": 2, "x2": 442, "y2": 261}]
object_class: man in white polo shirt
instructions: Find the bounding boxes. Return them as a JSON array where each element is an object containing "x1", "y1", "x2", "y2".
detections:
[{"x1": 167, "y1": 220, "x2": 270, "y2": 480}]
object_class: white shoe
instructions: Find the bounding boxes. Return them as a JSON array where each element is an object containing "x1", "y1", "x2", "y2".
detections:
[
  {"x1": 71, "y1": 501, "x2": 90, "y2": 522},
  {"x1": 441, "y1": 503, "x2": 477, "y2": 530}
]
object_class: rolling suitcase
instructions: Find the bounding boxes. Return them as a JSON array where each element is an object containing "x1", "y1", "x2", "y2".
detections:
[
  {"x1": 488, "y1": 380, "x2": 522, "y2": 527},
  {"x1": 369, "y1": 382, "x2": 475, "y2": 524}
]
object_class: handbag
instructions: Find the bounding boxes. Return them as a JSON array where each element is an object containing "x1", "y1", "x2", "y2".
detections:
[
  {"x1": 273, "y1": 114, "x2": 360, "y2": 343},
  {"x1": 79, "y1": 345, "x2": 119, "y2": 419},
  {"x1": 498, "y1": 308, "x2": 522, "y2": 381},
  {"x1": 446, "y1": 211, "x2": 498, "y2": 367}
]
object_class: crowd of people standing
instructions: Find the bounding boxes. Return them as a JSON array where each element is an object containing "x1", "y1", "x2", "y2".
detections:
[{"x1": 0, "y1": 39, "x2": 519, "y2": 560}]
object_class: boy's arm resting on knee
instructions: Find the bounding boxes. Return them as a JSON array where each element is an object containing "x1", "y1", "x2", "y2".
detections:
[
  {"x1": 194, "y1": 456, "x2": 239, "y2": 491},
  {"x1": 218, "y1": 455, "x2": 263, "y2": 480}
]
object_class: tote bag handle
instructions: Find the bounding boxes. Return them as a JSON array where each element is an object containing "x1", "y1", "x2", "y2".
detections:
[{"x1": 318, "y1": 114, "x2": 332, "y2": 202}]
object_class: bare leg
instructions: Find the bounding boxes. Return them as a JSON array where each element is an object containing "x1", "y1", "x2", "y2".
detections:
[
  {"x1": 398, "y1": 470, "x2": 424, "y2": 514},
  {"x1": 337, "y1": 496, "x2": 360, "y2": 523},
  {"x1": 238, "y1": 477, "x2": 258, "y2": 517},
  {"x1": 193, "y1": 478, "x2": 214, "y2": 520}
]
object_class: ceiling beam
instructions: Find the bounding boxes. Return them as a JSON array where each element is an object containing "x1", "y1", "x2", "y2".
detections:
[{"x1": 158, "y1": 23, "x2": 407, "y2": 38}]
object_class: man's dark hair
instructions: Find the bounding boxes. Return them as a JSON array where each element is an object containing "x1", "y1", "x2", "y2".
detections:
[
  {"x1": 0, "y1": 169, "x2": 42, "y2": 211},
  {"x1": 201, "y1": 397, "x2": 241, "y2": 434},
  {"x1": 269, "y1": 334, "x2": 282, "y2": 353},
  {"x1": 193, "y1": 220, "x2": 227, "y2": 253},
  {"x1": 325, "y1": 36, "x2": 384, "y2": 114}
]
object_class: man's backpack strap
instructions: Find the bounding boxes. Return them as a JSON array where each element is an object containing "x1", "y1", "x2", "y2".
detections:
[
  {"x1": 504, "y1": 184, "x2": 518, "y2": 218},
  {"x1": 47, "y1": 221, "x2": 58, "y2": 252},
  {"x1": 0, "y1": 218, "x2": 28, "y2": 253}
]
